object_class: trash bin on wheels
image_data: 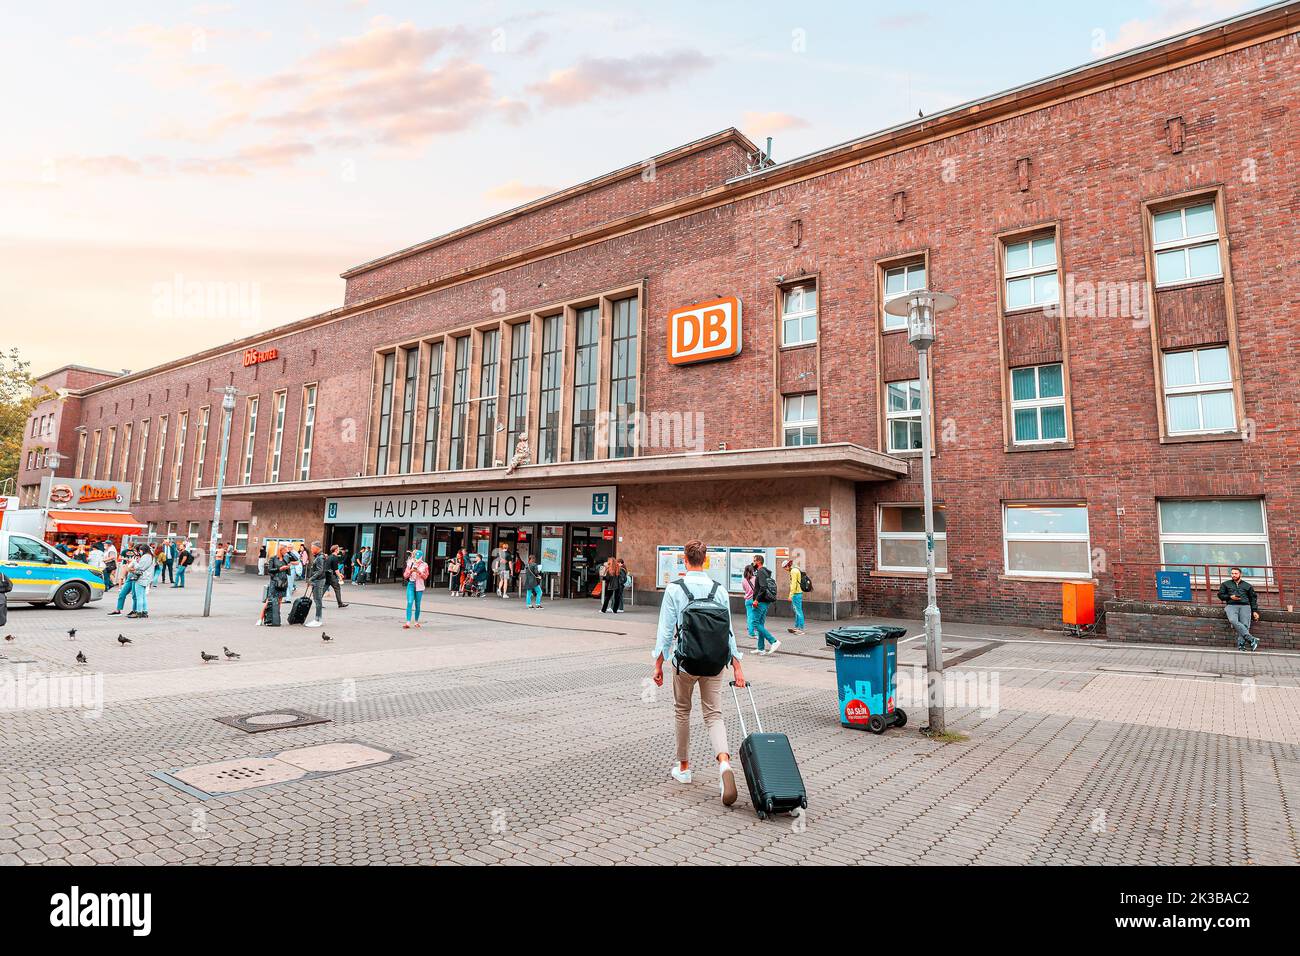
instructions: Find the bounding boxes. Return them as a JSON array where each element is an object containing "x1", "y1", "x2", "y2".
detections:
[{"x1": 826, "y1": 625, "x2": 908, "y2": 734}]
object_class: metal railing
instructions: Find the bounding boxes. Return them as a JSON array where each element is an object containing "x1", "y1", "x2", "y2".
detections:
[{"x1": 1111, "y1": 562, "x2": 1297, "y2": 611}]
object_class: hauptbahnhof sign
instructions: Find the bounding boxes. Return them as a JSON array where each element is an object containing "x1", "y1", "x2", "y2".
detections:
[{"x1": 324, "y1": 485, "x2": 616, "y2": 524}]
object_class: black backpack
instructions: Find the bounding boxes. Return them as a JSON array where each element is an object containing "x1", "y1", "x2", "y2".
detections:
[
  {"x1": 800, "y1": 570, "x2": 813, "y2": 593},
  {"x1": 755, "y1": 567, "x2": 778, "y2": 603},
  {"x1": 672, "y1": 579, "x2": 733, "y2": 677}
]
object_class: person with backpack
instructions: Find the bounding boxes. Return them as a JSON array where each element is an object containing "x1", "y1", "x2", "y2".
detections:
[
  {"x1": 749, "y1": 555, "x2": 780, "y2": 655},
  {"x1": 741, "y1": 564, "x2": 758, "y2": 644},
  {"x1": 784, "y1": 558, "x2": 808, "y2": 636},
  {"x1": 523, "y1": 556, "x2": 543, "y2": 609},
  {"x1": 174, "y1": 542, "x2": 195, "y2": 588},
  {"x1": 260, "y1": 551, "x2": 289, "y2": 626},
  {"x1": 652, "y1": 539, "x2": 747, "y2": 806}
]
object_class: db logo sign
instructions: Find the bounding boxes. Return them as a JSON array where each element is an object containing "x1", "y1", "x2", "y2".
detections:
[{"x1": 667, "y1": 297, "x2": 742, "y2": 366}]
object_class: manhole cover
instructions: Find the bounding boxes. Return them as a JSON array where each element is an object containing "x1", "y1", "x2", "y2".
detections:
[
  {"x1": 152, "y1": 741, "x2": 409, "y2": 799},
  {"x1": 214, "y1": 708, "x2": 330, "y2": 733}
]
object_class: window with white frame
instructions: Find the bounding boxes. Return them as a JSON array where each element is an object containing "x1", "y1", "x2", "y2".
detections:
[
  {"x1": 269, "y1": 391, "x2": 287, "y2": 482},
  {"x1": 240, "y1": 397, "x2": 258, "y2": 485},
  {"x1": 170, "y1": 411, "x2": 187, "y2": 499},
  {"x1": 1003, "y1": 502, "x2": 1091, "y2": 578},
  {"x1": 882, "y1": 262, "x2": 926, "y2": 330},
  {"x1": 1003, "y1": 234, "x2": 1058, "y2": 309},
  {"x1": 877, "y1": 504, "x2": 948, "y2": 573},
  {"x1": 782, "y1": 393, "x2": 818, "y2": 446},
  {"x1": 89, "y1": 429, "x2": 101, "y2": 479},
  {"x1": 1163, "y1": 346, "x2": 1235, "y2": 434},
  {"x1": 234, "y1": 521, "x2": 250, "y2": 555},
  {"x1": 193, "y1": 407, "x2": 209, "y2": 491},
  {"x1": 780, "y1": 284, "x2": 817, "y2": 347},
  {"x1": 1152, "y1": 201, "x2": 1222, "y2": 287},
  {"x1": 187, "y1": 521, "x2": 200, "y2": 545},
  {"x1": 151, "y1": 416, "x2": 167, "y2": 501},
  {"x1": 299, "y1": 385, "x2": 317, "y2": 481},
  {"x1": 886, "y1": 379, "x2": 923, "y2": 452},
  {"x1": 1010, "y1": 363, "x2": 1067, "y2": 444},
  {"x1": 1158, "y1": 499, "x2": 1270, "y2": 579},
  {"x1": 134, "y1": 420, "x2": 149, "y2": 502},
  {"x1": 74, "y1": 430, "x2": 87, "y2": 476}
]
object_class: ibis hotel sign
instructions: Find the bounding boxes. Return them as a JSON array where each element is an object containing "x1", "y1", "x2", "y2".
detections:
[
  {"x1": 324, "y1": 485, "x2": 617, "y2": 524},
  {"x1": 39, "y1": 476, "x2": 132, "y2": 510},
  {"x1": 667, "y1": 296, "x2": 742, "y2": 366}
]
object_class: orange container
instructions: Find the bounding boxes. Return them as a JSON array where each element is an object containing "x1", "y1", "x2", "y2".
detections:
[{"x1": 1062, "y1": 582, "x2": 1096, "y2": 625}]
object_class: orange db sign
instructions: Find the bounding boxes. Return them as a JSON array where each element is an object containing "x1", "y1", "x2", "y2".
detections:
[{"x1": 667, "y1": 297, "x2": 742, "y2": 366}]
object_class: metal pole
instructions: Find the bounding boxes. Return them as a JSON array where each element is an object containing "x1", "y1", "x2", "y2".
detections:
[
  {"x1": 917, "y1": 348, "x2": 945, "y2": 733},
  {"x1": 203, "y1": 386, "x2": 237, "y2": 618}
]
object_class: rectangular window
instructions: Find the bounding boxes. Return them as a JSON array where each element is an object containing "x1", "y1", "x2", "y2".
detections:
[
  {"x1": 506, "y1": 323, "x2": 531, "y2": 459},
  {"x1": 1010, "y1": 363, "x2": 1067, "y2": 444},
  {"x1": 151, "y1": 416, "x2": 168, "y2": 501},
  {"x1": 1153, "y1": 201, "x2": 1222, "y2": 287},
  {"x1": 398, "y1": 346, "x2": 419, "y2": 473},
  {"x1": 1004, "y1": 234, "x2": 1059, "y2": 309},
  {"x1": 90, "y1": 429, "x2": 102, "y2": 479},
  {"x1": 234, "y1": 521, "x2": 250, "y2": 555},
  {"x1": 104, "y1": 427, "x2": 117, "y2": 481},
  {"x1": 375, "y1": 352, "x2": 396, "y2": 475},
  {"x1": 780, "y1": 283, "x2": 817, "y2": 346},
  {"x1": 423, "y1": 341, "x2": 445, "y2": 471},
  {"x1": 609, "y1": 297, "x2": 639, "y2": 458},
  {"x1": 538, "y1": 314, "x2": 563, "y2": 465},
  {"x1": 1163, "y1": 346, "x2": 1235, "y2": 434},
  {"x1": 878, "y1": 504, "x2": 948, "y2": 573},
  {"x1": 571, "y1": 305, "x2": 599, "y2": 462},
  {"x1": 1003, "y1": 503, "x2": 1091, "y2": 578},
  {"x1": 1158, "y1": 499, "x2": 1270, "y2": 579},
  {"x1": 298, "y1": 385, "x2": 317, "y2": 481},
  {"x1": 476, "y1": 330, "x2": 500, "y2": 469},
  {"x1": 882, "y1": 262, "x2": 926, "y2": 330},
  {"x1": 240, "y1": 398, "x2": 258, "y2": 485},
  {"x1": 120, "y1": 422, "x2": 133, "y2": 487},
  {"x1": 171, "y1": 410, "x2": 188, "y2": 498},
  {"x1": 74, "y1": 430, "x2": 87, "y2": 476},
  {"x1": 448, "y1": 336, "x2": 471, "y2": 470},
  {"x1": 886, "y1": 379, "x2": 923, "y2": 452},
  {"x1": 193, "y1": 407, "x2": 209, "y2": 491},
  {"x1": 187, "y1": 520, "x2": 200, "y2": 544},
  {"x1": 269, "y1": 391, "x2": 287, "y2": 482},
  {"x1": 134, "y1": 420, "x2": 149, "y2": 502},
  {"x1": 782, "y1": 393, "x2": 818, "y2": 446}
]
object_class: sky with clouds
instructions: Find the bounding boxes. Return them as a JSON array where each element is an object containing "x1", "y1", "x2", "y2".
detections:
[{"x1": 0, "y1": 0, "x2": 1268, "y2": 374}]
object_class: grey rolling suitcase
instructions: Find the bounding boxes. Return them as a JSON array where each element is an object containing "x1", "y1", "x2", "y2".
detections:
[{"x1": 730, "y1": 681, "x2": 808, "y2": 820}]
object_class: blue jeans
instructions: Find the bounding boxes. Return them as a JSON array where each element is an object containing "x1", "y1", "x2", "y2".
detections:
[
  {"x1": 132, "y1": 580, "x2": 149, "y2": 612},
  {"x1": 116, "y1": 580, "x2": 138, "y2": 611},
  {"x1": 744, "y1": 602, "x2": 756, "y2": 637},
  {"x1": 175, "y1": 566, "x2": 187, "y2": 588},
  {"x1": 791, "y1": 592, "x2": 805, "y2": 630},
  {"x1": 406, "y1": 583, "x2": 423, "y2": 622},
  {"x1": 752, "y1": 602, "x2": 776, "y2": 649},
  {"x1": 525, "y1": 585, "x2": 542, "y2": 607},
  {"x1": 214, "y1": 560, "x2": 222, "y2": 577}
]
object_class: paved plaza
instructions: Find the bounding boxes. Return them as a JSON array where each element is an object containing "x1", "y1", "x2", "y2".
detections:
[{"x1": 1, "y1": 573, "x2": 1298, "y2": 866}]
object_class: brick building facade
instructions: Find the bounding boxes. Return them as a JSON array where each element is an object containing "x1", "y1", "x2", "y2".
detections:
[{"x1": 17, "y1": 5, "x2": 1300, "y2": 628}]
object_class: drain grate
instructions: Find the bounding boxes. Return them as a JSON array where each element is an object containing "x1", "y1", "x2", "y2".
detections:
[
  {"x1": 214, "y1": 708, "x2": 331, "y2": 734},
  {"x1": 151, "y1": 741, "x2": 408, "y2": 799}
]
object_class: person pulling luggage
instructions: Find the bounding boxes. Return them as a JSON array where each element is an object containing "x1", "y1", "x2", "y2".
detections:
[
  {"x1": 652, "y1": 539, "x2": 746, "y2": 807},
  {"x1": 304, "y1": 542, "x2": 328, "y2": 628}
]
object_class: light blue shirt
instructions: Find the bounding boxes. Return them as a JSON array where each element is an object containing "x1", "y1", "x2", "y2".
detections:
[{"x1": 654, "y1": 571, "x2": 742, "y2": 664}]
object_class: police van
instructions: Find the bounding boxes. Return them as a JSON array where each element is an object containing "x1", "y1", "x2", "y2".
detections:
[{"x1": 0, "y1": 529, "x2": 106, "y2": 610}]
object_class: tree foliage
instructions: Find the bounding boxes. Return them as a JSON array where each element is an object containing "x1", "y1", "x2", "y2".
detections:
[{"x1": 0, "y1": 348, "x2": 39, "y2": 492}]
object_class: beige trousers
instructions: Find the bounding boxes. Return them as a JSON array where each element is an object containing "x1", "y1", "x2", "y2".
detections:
[{"x1": 673, "y1": 670, "x2": 730, "y2": 763}]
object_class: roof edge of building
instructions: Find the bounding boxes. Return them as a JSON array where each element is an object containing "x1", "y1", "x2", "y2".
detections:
[{"x1": 338, "y1": 127, "x2": 761, "y2": 280}]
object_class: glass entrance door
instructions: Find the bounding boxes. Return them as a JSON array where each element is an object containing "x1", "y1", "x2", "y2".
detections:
[
  {"x1": 431, "y1": 525, "x2": 463, "y2": 586},
  {"x1": 569, "y1": 524, "x2": 616, "y2": 599},
  {"x1": 376, "y1": 525, "x2": 409, "y2": 582}
]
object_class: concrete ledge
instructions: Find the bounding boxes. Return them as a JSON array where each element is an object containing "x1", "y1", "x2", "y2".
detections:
[{"x1": 1104, "y1": 600, "x2": 1300, "y2": 651}]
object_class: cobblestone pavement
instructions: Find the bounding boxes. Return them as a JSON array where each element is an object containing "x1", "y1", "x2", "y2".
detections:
[{"x1": 1, "y1": 575, "x2": 1297, "y2": 865}]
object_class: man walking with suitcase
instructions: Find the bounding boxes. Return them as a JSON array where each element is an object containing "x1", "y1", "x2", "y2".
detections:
[{"x1": 652, "y1": 539, "x2": 746, "y2": 807}]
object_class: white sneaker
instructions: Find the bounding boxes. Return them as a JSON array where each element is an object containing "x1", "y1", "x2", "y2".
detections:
[
  {"x1": 719, "y1": 761, "x2": 738, "y2": 806},
  {"x1": 305, "y1": 620, "x2": 322, "y2": 627},
  {"x1": 767, "y1": 640, "x2": 781, "y2": 655},
  {"x1": 671, "y1": 765, "x2": 693, "y2": 784}
]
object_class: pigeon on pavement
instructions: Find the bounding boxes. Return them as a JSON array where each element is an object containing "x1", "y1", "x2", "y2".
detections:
[
  {"x1": 67, "y1": 628, "x2": 77, "y2": 641},
  {"x1": 321, "y1": 632, "x2": 333, "y2": 643},
  {"x1": 200, "y1": 651, "x2": 219, "y2": 663},
  {"x1": 117, "y1": 634, "x2": 133, "y2": 647},
  {"x1": 4, "y1": 634, "x2": 14, "y2": 643},
  {"x1": 75, "y1": 651, "x2": 87, "y2": 665},
  {"x1": 223, "y1": 646, "x2": 240, "y2": 660}
]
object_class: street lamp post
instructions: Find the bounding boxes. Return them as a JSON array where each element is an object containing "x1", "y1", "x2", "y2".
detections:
[
  {"x1": 203, "y1": 386, "x2": 238, "y2": 618},
  {"x1": 885, "y1": 289, "x2": 957, "y2": 734}
]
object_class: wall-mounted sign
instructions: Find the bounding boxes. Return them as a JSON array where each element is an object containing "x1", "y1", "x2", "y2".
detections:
[
  {"x1": 324, "y1": 485, "x2": 617, "y2": 525},
  {"x1": 38, "y1": 476, "x2": 132, "y2": 511},
  {"x1": 1155, "y1": 570, "x2": 1193, "y2": 602},
  {"x1": 242, "y1": 347, "x2": 279, "y2": 367},
  {"x1": 667, "y1": 296, "x2": 742, "y2": 366}
]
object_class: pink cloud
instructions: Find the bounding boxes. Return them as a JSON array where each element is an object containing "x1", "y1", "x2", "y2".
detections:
[
  {"x1": 527, "y1": 49, "x2": 712, "y2": 107},
  {"x1": 1102, "y1": 0, "x2": 1253, "y2": 55},
  {"x1": 742, "y1": 111, "x2": 811, "y2": 136}
]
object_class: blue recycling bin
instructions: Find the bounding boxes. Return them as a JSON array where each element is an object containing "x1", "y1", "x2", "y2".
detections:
[{"x1": 826, "y1": 625, "x2": 908, "y2": 733}]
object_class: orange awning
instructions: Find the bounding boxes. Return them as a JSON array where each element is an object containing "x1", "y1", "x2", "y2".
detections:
[{"x1": 47, "y1": 510, "x2": 146, "y2": 535}]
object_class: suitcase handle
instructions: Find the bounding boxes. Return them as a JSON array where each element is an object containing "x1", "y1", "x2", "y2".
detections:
[{"x1": 728, "y1": 680, "x2": 764, "y2": 736}]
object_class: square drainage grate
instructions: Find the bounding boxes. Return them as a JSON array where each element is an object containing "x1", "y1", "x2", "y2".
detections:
[
  {"x1": 152, "y1": 741, "x2": 409, "y2": 799},
  {"x1": 214, "y1": 708, "x2": 331, "y2": 733}
]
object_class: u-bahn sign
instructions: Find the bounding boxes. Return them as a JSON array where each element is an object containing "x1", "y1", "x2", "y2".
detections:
[{"x1": 324, "y1": 485, "x2": 617, "y2": 525}]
